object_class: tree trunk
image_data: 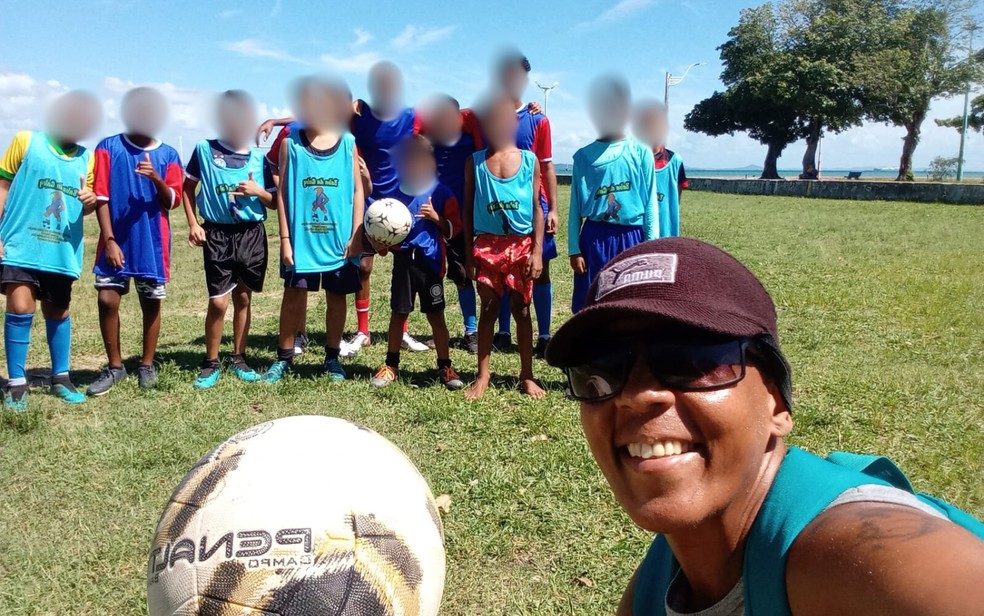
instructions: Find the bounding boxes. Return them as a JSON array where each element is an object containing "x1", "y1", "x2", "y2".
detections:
[
  {"x1": 761, "y1": 142, "x2": 785, "y2": 180},
  {"x1": 801, "y1": 120, "x2": 822, "y2": 178},
  {"x1": 896, "y1": 110, "x2": 926, "y2": 182}
]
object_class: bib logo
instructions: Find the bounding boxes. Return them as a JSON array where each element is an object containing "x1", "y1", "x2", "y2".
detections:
[
  {"x1": 595, "y1": 253, "x2": 678, "y2": 300},
  {"x1": 487, "y1": 199, "x2": 520, "y2": 214},
  {"x1": 148, "y1": 527, "x2": 314, "y2": 582},
  {"x1": 302, "y1": 177, "x2": 339, "y2": 188},
  {"x1": 42, "y1": 191, "x2": 67, "y2": 230},
  {"x1": 658, "y1": 192, "x2": 666, "y2": 203},
  {"x1": 595, "y1": 180, "x2": 631, "y2": 199}
]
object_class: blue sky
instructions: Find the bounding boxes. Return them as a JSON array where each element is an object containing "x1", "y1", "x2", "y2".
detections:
[{"x1": 0, "y1": 0, "x2": 979, "y2": 171}]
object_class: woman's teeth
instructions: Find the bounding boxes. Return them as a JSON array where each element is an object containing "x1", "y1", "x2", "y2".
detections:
[{"x1": 627, "y1": 440, "x2": 691, "y2": 459}]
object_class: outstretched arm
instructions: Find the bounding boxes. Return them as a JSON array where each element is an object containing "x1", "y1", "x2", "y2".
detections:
[{"x1": 787, "y1": 502, "x2": 984, "y2": 615}]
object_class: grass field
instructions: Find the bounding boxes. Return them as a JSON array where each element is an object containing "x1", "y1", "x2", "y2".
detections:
[{"x1": 1, "y1": 189, "x2": 983, "y2": 615}]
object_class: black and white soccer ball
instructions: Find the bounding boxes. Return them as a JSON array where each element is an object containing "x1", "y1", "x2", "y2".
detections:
[
  {"x1": 147, "y1": 416, "x2": 446, "y2": 615},
  {"x1": 365, "y1": 198, "x2": 414, "y2": 247}
]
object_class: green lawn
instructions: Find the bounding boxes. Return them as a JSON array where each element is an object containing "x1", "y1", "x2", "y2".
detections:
[{"x1": 1, "y1": 190, "x2": 982, "y2": 615}]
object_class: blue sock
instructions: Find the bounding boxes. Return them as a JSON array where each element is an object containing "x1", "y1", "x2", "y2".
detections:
[
  {"x1": 533, "y1": 281, "x2": 553, "y2": 338},
  {"x1": 572, "y1": 273, "x2": 590, "y2": 313},
  {"x1": 497, "y1": 292, "x2": 511, "y2": 335},
  {"x1": 5, "y1": 312, "x2": 34, "y2": 385},
  {"x1": 457, "y1": 286, "x2": 477, "y2": 334},
  {"x1": 46, "y1": 316, "x2": 71, "y2": 376}
]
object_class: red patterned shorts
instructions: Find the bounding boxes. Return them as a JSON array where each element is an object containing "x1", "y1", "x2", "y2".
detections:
[{"x1": 473, "y1": 234, "x2": 534, "y2": 304}]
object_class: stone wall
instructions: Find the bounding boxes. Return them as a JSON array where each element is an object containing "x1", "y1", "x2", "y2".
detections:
[{"x1": 685, "y1": 178, "x2": 984, "y2": 205}]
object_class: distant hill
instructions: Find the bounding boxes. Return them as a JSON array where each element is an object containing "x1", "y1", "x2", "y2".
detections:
[{"x1": 690, "y1": 164, "x2": 763, "y2": 172}]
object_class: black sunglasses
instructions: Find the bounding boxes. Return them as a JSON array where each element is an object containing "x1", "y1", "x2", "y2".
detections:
[{"x1": 564, "y1": 338, "x2": 752, "y2": 402}]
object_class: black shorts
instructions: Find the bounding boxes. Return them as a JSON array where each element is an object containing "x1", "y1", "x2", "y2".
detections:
[
  {"x1": 203, "y1": 221, "x2": 268, "y2": 298},
  {"x1": 391, "y1": 249, "x2": 445, "y2": 314},
  {"x1": 281, "y1": 261, "x2": 362, "y2": 295},
  {"x1": 0, "y1": 265, "x2": 75, "y2": 309},
  {"x1": 445, "y1": 233, "x2": 469, "y2": 287}
]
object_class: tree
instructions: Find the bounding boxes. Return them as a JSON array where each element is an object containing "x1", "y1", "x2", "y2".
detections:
[
  {"x1": 936, "y1": 93, "x2": 984, "y2": 133},
  {"x1": 927, "y1": 155, "x2": 960, "y2": 180},
  {"x1": 854, "y1": 3, "x2": 980, "y2": 181},
  {"x1": 685, "y1": 1, "x2": 871, "y2": 179},
  {"x1": 685, "y1": 4, "x2": 806, "y2": 179}
]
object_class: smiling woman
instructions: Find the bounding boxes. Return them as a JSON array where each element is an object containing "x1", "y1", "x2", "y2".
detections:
[{"x1": 545, "y1": 237, "x2": 984, "y2": 616}]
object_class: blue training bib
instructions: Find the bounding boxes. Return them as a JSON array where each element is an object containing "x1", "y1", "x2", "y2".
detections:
[
  {"x1": 471, "y1": 149, "x2": 536, "y2": 236},
  {"x1": 193, "y1": 140, "x2": 266, "y2": 224},
  {"x1": 283, "y1": 129, "x2": 356, "y2": 273},
  {"x1": 0, "y1": 131, "x2": 89, "y2": 278}
]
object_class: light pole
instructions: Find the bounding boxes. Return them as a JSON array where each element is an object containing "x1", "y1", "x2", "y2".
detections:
[
  {"x1": 536, "y1": 81, "x2": 559, "y2": 116},
  {"x1": 664, "y1": 62, "x2": 705, "y2": 114},
  {"x1": 957, "y1": 22, "x2": 979, "y2": 182}
]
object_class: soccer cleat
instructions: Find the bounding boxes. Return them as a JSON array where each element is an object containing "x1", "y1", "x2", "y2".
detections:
[
  {"x1": 194, "y1": 359, "x2": 222, "y2": 390},
  {"x1": 3, "y1": 388, "x2": 29, "y2": 413},
  {"x1": 230, "y1": 364, "x2": 261, "y2": 383},
  {"x1": 534, "y1": 335, "x2": 552, "y2": 360},
  {"x1": 323, "y1": 358, "x2": 347, "y2": 382},
  {"x1": 138, "y1": 364, "x2": 158, "y2": 390},
  {"x1": 293, "y1": 333, "x2": 309, "y2": 356},
  {"x1": 262, "y1": 360, "x2": 290, "y2": 383},
  {"x1": 401, "y1": 332, "x2": 429, "y2": 353},
  {"x1": 339, "y1": 332, "x2": 370, "y2": 358},
  {"x1": 438, "y1": 366, "x2": 464, "y2": 391},
  {"x1": 51, "y1": 382, "x2": 86, "y2": 404},
  {"x1": 463, "y1": 332, "x2": 478, "y2": 354},
  {"x1": 87, "y1": 366, "x2": 128, "y2": 396},
  {"x1": 492, "y1": 332, "x2": 512, "y2": 352},
  {"x1": 370, "y1": 365, "x2": 398, "y2": 388},
  {"x1": 423, "y1": 337, "x2": 437, "y2": 350}
]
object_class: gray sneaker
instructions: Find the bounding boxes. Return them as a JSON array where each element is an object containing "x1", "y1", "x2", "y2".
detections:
[
  {"x1": 137, "y1": 364, "x2": 158, "y2": 390},
  {"x1": 87, "y1": 366, "x2": 128, "y2": 397}
]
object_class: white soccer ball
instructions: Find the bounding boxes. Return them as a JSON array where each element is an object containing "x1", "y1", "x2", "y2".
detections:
[
  {"x1": 147, "y1": 416, "x2": 446, "y2": 616},
  {"x1": 365, "y1": 198, "x2": 414, "y2": 247}
]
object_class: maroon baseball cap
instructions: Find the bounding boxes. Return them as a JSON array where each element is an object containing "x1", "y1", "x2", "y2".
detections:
[{"x1": 547, "y1": 237, "x2": 792, "y2": 407}]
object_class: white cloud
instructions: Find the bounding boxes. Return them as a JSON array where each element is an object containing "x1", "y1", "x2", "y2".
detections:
[
  {"x1": 391, "y1": 25, "x2": 457, "y2": 51},
  {"x1": 353, "y1": 28, "x2": 372, "y2": 48},
  {"x1": 0, "y1": 72, "x2": 69, "y2": 137},
  {"x1": 218, "y1": 8, "x2": 243, "y2": 18},
  {"x1": 577, "y1": 0, "x2": 656, "y2": 30},
  {"x1": 221, "y1": 39, "x2": 312, "y2": 65},
  {"x1": 319, "y1": 51, "x2": 384, "y2": 74}
]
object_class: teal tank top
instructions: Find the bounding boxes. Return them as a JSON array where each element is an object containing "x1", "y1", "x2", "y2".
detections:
[
  {"x1": 471, "y1": 149, "x2": 536, "y2": 236},
  {"x1": 656, "y1": 153, "x2": 684, "y2": 238},
  {"x1": 633, "y1": 446, "x2": 984, "y2": 615},
  {"x1": 193, "y1": 140, "x2": 266, "y2": 224},
  {"x1": 0, "y1": 131, "x2": 90, "y2": 278},
  {"x1": 282, "y1": 129, "x2": 356, "y2": 273}
]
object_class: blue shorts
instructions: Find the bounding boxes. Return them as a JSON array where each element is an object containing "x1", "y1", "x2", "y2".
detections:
[
  {"x1": 542, "y1": 233, "x2": 558, "y2": 261},
  {"x1": 281, "y1": 261, "x2": 362, "y2": 295},
  {"x1": 572, "y1": 220, "x2": 644, "y2": 312}
]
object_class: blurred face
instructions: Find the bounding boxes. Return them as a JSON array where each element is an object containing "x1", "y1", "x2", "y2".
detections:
[
  {"x1": 397, "y1": 149, "x2": 436, "y2": 192},
  {"x1": 294, "y1": 80, "x2": 335, "y2": 131},
  {"x1": 368, "y1": 62, "x2": 403, "y2": 115},
  {"x1": 421, "y1": 100, "x2": 463, "y2": 146},
  {"x1": 121, "y1": 87, "x2": 168, "y2": 137},
  {"x1": 498, "y1": 63, "x2": 529, "y2": 101},
  {"x1": 46, "y1": 91, "x2": 102, "y2": 144},
  {"x1": 589, "y1": 78, "x2": 631, "y2": 139},
  {"x1": 215, "y1": 96, "x2": 257, "y2": 147},
  {"x1": 634, "y1": 105, "x2": 669, "y2": 148},
  {"x1": 331, "y1": 88, "x2": 354, "y2": 129},
  {"x1": 576, "y1": 319, "x2": 791, "y2": 534},
  {"x1": 482, "y1": 97, "x2": 519, "y2": 150}
]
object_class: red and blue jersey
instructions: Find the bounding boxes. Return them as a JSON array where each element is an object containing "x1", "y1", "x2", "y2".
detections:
[
  {"x1": 515, "y1": 107, "x2": 552, "y2": 212},
  {"x1": 433, "y1": 109, "x2": 483, "y2": 204},
  {"x1": 388, "y1": 181, "x2": 460, "y2": 276},
  {"x1": 92, "y1": 134, "x2": 183, "y2": 283},
  {"x1": 350, "y1": 101, "x2": 421, "y2": 200}
]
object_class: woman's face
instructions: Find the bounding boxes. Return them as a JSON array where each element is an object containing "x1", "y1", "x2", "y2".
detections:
[{"x1": 577, "y1": 321, "x2": 791, "y2": 533}]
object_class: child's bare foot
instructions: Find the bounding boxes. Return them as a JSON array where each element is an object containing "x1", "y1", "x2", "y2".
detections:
[
  {"x1": 519, "y1": 378, "x2": 546, "y2": 400},
  {"x1": 465, "y1": 376, "x2": 491, "y2": 400}
]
